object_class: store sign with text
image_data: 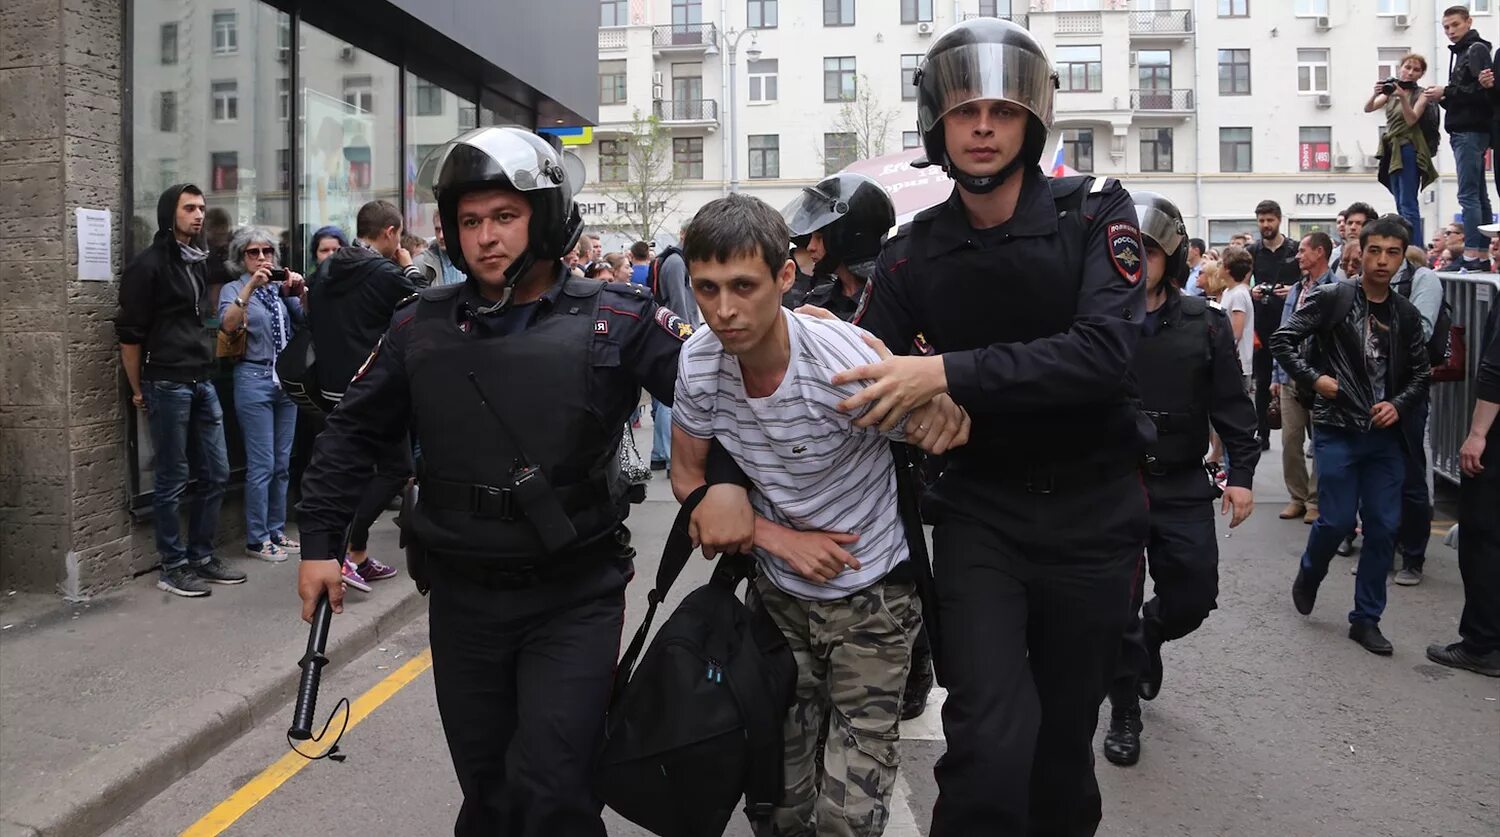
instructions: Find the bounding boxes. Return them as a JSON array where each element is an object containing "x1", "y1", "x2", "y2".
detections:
[
  {"x1": 576, "y1": 199, "x2": 668, "y2": 220},
  {"x1": 1294, "y1": 191, "x2": 1338, "y2": 207},
  {"x1": 1298, "y1": 142, "x2": 1331, "y2": 173}
]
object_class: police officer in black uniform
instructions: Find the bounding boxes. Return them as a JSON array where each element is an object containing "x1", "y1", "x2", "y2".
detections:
[
  {"x1": 295, "y1": 127, "x2": 725, "y2": 836},
  {"x1": 842, "y1": 19, "x2": 1150, "y2": 836},
  {"x1": 779, "y1": 173, "x2": 939, "y2": 721},
  {"x1": 1102, "y1": 192, "x2": 1259, "y2": 769}
]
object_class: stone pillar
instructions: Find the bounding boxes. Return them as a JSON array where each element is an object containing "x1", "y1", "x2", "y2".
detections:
[{"x1": 1, "y1": 0, "x2": 144, "y2": 595}]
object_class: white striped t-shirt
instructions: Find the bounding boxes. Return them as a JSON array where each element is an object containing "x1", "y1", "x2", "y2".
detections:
[{"x1": 673, "y1": 308, "x2": 909, "y2": 602}]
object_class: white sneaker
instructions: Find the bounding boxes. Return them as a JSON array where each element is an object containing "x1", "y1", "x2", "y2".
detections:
[{"x1": 245, "y1": 541, "x2": 288, "y2": 563}]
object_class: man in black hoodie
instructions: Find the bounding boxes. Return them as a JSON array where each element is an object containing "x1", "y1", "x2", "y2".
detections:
[
  {"x1": 1426, "y1": 6, "x2": 1494, "y2": 271},
  {"x1": 117, "y1": 184, "x2": 248, "y2": 598},
  {"x1": 305, "y1": 199, "x2": 423, "y2": 587}
]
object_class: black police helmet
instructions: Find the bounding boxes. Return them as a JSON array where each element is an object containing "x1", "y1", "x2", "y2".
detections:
[
  {"x1": 417, "y1": 127, "x2": 583, "y2": 284},
  {"x1": 914, "y1": 18, "x2": 1058, "y2": 194},
  {"x1": 1132, "y1": 190, "x2": 1190, "y2": 286},
  {"x1": 781, "y1": 173, "x2": 896, "y2": 275}
]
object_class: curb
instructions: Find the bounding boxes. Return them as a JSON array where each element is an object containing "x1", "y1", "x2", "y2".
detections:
[{"x1": 0, "y1": 586, "x2": 428, "y2": 837}]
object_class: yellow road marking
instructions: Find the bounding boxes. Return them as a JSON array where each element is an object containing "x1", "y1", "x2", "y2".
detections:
[{"x1": 181, "y1": 648, "x2": 433, "y2": 837}]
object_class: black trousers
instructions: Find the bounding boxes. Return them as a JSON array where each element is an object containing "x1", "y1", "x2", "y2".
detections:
[
  {"x1": 1395, "y1": 394, "x2": 1433, "y2": 569},
  {"x1": 1459, "y1": 438, "x2": 1500, "y2": 654},
  {"x1": 928, "y1": 470, "x2": 1146, "y2": 837},
  {"x1": 1114, "y1": 499, "x2": 1218, "y2": 693},
  {"x1": 428, "y1": 558, "x2": 627, "y2": 837},
  {"x1": 347, "y1": 440, "x2": 412, "y2": 552},
  {"x1": 1252, "y1": 344, "x2": 1273, "y2": 447}
]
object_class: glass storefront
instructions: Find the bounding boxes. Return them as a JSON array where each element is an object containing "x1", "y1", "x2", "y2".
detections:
[{"x1": 125, "y1": 0, "x2": 535, "y2": 505}]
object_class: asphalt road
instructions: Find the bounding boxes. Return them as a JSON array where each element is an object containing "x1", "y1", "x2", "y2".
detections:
[{"x1": 116, "y1": 480, "x2": 1499, "y2": 837}]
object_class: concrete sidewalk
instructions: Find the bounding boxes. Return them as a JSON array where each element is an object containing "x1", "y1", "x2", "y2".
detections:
[{"x1": 0, "y1": 519, "x2": 423, "y2": 837}]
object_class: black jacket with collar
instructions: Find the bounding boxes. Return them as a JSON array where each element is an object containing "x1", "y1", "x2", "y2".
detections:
[
  {"x1": 306, "y1": 243, "x2": 421, "y2": 400},
  {"x1": 114, "y1": 184, "x2": 217, "y2": 382},
  {"x1": 1440, "y1": 29, "x2": 1494, "y2": 135},
  {"x1": 1270, "y1": 280, "x2": 1431, "y2": 435}
]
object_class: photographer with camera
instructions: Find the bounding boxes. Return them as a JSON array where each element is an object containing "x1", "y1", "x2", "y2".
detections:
[
  {"x1": 1366, "y1": 54, "x2": 1439, "y2": 246},
  {"x1": 218, "y1": 226, "x2": 307, "y2": 563}
]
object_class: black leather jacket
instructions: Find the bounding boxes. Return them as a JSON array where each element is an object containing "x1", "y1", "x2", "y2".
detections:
[{"x1": 1270, "y1": 281, "x2": 1430, "y2": 434}]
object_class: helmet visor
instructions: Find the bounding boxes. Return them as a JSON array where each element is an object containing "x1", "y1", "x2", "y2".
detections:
[
  {"x1": 916, "y1": 42, "x2": 1055, "y2": 132},
  {"x1": 782, "y1": 187, "x2": 847, "y2": 237},
  {"x1": 1136, "y1": 204, "x2": 1184, "y2": 257},
  {"x1": 415, "y1": 127, "x2": 564, "y2": 201}
]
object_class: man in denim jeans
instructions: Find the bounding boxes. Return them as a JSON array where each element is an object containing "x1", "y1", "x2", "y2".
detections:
[
  {"x1": 117, "y1": 184, "x2": 246, "y2": 598},
  {"x1": 1426, "y1": 6, "x2": 1494, "y2": 272}
]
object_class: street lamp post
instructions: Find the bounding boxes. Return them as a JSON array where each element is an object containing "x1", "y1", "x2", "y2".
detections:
[{"x1": 722, "y1": 26, "x2": 760, "y2": 194}]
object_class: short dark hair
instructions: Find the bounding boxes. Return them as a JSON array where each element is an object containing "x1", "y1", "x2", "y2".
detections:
[
  {"x1": 681, "y1": 193, "x2": 789, "y2": 280},
  {"x1": 1223, "y1": 245, "x2": 1254, "y2": 281},
  {"x1": 1343, "y1": 201, "x2": 1377, "y2": 225},
  {"x1": 1302, "y1": 231, "x2": 1333, "y2": 260},
  {"x1": 355, "y1": 200, "x2": 403, "y2": 240},
  {"x1": 1360, "y1": 216, "x2": 1412, "y2": 251},
  {"x1": 1254, "y1": 200, "x2": 1281, "y2": 219},
  {"x1": 1188, "y1": 237, "x2": 1205, "y2": 255},
  {"x1": 1443, "y1": 5, "x2": 1470, "y2": 19},
  {"x1": 629, "y1": 240, "x2": 650, "y2": 261},
  {"x1": 1377, "y1": 212, "x2": 1413, "y2": 240}
]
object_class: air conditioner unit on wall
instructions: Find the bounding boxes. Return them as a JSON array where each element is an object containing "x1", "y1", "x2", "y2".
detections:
[
  {"x1": 1394, "y1": 14, "x2": 1410, "y2": 28},
  {"x1": 1315, "y1": 93, "x2": 1332, "y2": 108},
  {"x1": 338, "y1": 44, "x2": 356, "y2": 61},
  {"x1": 917, "y1": 21, "x2": 934, "y2": 35},
  {"x1": 1315, "y1": 15, "x2": 1331, "y2": 30},
  {"x1": 1333, "y1": 154, "x2": 1350, "y2": 168},
  {"x1": 1364, "y1": 154, "x2": 1380, "y2": 168}
]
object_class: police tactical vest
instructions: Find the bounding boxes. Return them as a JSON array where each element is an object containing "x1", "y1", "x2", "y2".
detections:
[
  {"x1": 1133, "y1": 294, "x2": 1214, "y2": 471},
  {"x1": 404, "y1": 280, "x2": 626, "y2": 560}
]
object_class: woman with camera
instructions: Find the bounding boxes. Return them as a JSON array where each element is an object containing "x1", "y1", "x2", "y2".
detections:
[
  {"x1": 1366, "y1": 53, "x2": 1439, "y2": 245},
  {"x1": 218, "y1": 226, "x2": 307, "y2": 563}
]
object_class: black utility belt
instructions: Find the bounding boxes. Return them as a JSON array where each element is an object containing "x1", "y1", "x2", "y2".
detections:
[
  {"x1": 1143, "y1": 410, "x2": 1196, "y2": 435},
  {"x1": 1142, "y1": 456, "x2": 1206, "y2": 478},
  {"x1": 421, "y1": 476, "x2": 604, "y2": 521},
  {"x1": 428, "y1": 532, "x2": 628, "y2": 590},
  {"x1": 981, "y1": 456, "x2": 1140, "y2": 495}
]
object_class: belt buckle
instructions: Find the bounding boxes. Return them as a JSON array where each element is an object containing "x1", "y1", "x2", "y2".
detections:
[
  {"x1": 1144, "y1": 455, "x2": 1168, "y2": 477},
  {"x1": 1025, "y1": 469, "x2": 1055, "y2": 495},
  {"x1": 472, "y1": 484, "x2": 515, "y2": 520}
]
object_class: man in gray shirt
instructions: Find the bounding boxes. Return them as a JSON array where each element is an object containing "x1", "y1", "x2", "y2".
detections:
[{"x1": 648, "y1": 235, "x2": 699, "y2": 469}]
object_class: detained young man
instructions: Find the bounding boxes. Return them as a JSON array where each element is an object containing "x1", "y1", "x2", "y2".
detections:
[{"x1": 668, "y1": 194, "x2": 969, "y2": 836}]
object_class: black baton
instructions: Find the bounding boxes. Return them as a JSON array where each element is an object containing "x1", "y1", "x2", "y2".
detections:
[{"x1": 289, "y1": 593, "x2": 332, "y2": 741}]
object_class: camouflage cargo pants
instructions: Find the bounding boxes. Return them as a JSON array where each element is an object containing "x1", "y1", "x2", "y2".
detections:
[{"x1": 752, "y1": 573, "x2": 922, "y2": 837}]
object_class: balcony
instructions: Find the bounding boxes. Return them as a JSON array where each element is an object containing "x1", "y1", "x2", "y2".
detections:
[
  {"x1": 1055, "y1": 11, "x2": 1102, "y2": 35},
  {"x1": 1129, "y1": 9, "x2": 1193, "y2": 39},
  {"x1": 653, "y1": 98, "x2": 719, "y2": 127},
  {"x1": 651, "y1": 23, "x2": 717, "y2": 54},
  {"x1": 961, "y1": 12, "x2": 1029, "y2": 28},
  {"x1": 1130, "y1": 88, "x2": 1194, "y2": 113},
  {"x1": 598, "y1": 27, "x2": 627, "y2": 51}
]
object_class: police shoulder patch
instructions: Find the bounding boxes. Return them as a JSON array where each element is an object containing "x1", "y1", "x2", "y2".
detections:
[
  {"x1": 1108, "y1": 221, "x2": 1143, "y2": 285},
  {"x1": 394, "y1": 292, "x2": 421, "y2": 310},
  {"x1": 654, "y1": 306, "x2": 693, "y2": 342},
  {"x1": 352, "y1": 336, "x2": 383, "y2": 382}
]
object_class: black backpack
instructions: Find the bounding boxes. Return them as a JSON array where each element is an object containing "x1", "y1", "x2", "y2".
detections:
[
  {"x1": 596, "y1": 486, "x2": 797, "y2": 836},
  {"x1": 648, "y1": 246, "x2": 687, "y2": 306},
  {"x1": 1391, "y1": 264, "x2": 1456, "y2": 368}
]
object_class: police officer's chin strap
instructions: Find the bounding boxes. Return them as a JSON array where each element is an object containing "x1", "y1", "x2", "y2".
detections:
[
  {"x1": 945, "y1": 150, "x2": 1027, "y2": 195},
  {"x1": 472, "y1": 250, "x2": 540, "y2": 314}
]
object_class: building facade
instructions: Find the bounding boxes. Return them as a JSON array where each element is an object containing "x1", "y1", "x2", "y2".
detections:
[
  {"x1": 0, "y1": 0, "x2": 595, "y2": 594},
  {"x1": 574, "y1": 0, "x2": 1494, "y2": 249}
]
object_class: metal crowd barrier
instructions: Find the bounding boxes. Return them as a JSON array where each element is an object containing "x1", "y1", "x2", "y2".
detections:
[{"x1": 1430, "y1": 272, "x2": 1498, "y2": 486}]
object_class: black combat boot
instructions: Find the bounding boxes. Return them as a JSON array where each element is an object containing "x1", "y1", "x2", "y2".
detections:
[{"x1": 1103, "y1": 690, "x2": 1143, "y2": 767}]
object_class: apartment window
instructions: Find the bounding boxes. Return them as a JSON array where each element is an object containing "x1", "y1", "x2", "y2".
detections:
[
  {"x1": 1063, "y1": 128, "x2": 1094, "y2": 172},
  {"x1": 277, "y1": 79, "x2": 290, "y2": 119},
  {"x1": 275, "y1": 149, "x2": 291, "y2": 191},
  {"x1": 901, "y1": 55, "x2": 921, "y2": 101},
  {"x1": 1057, "y1": 46, "x2": 1103, "y2": 93},
  {"x1": 903, "y1": 131, "x2": 921, "y2": 149},
  {"x1": 824, "y1": 132, "x2": 857, "y2": 174},
  {"x1": 673, "y1": 0, "x2": 704, "y2": 29},
  {"x1": 158, "y1": 159, "x2": 178, "y2": 193},
  {"x1": 277, "y1": 16, "x2": 292, "y2": 51},
  {"x1": 601, "y1": 0, "x2": 629, "y2": 26},
  {"x1": 210, "y1": 151, "x2": 238, "y2": 191},
  {"x1": 1376, "y1": 0, "x2": 1409, "y2": 13},
  {"x1": 1299, "y1": 127, "x2": 1332, "y2": 171},
  {"x1": 748, "y1": 59, "x2": 778, "y2": 102},
  {"x1": 979, "y1": 0, "x2": 1014, "y2": 16},
  {"x1": 1294, "y1": 0, "x2": 1327, "y2": 15},
  {"x1": 414, "y1": 144, "x2": 442, "y2": 167},
  {"x1": 211, "y1": 80, "x2": 237, "y2": 122},
  {"x1": 459, "y1": 105, "x2": 478, "y2": 130},
  {"x1": 1218, "y1": 49, "x2": 1251, "y2": 95},
  {"x1": 414, "y1": 78, "x2": 444, "y2": 116},
  {"x1": 671, "y1": 65, "x2": 703, "y2": 107},
  {"x1": 343, "y1": 75, "x2": 373, "y2": 112},
  {"x1": 1376, "y1": 47, "x2": 1410, "y2": 80},
  {"x1": 212, "y1": 11, "x2": 237, "y2": 54},
  {"x1": 158, "y1": 91, "x2": 177, "y2": 132},
  {"x1": 1297, "y1": 49, "x2": 1329, "y2": 95},
  {"x1": 1140, "y1": 127, "x2": 1173, "y2": 172},
  {"x1": 160, "y1": 23, "x2": 178, "y2": 65},
  {"x1": 749, "y1": 134, "x2": 780, "y2": 178},
  {"x1": 824, "y1": 57, "x2": 857, "y2": 102},
  {"x1": 599, "y1": 60, "x2": 627, "y2": 105},
  {"x1": 901, "y1": 0, "x2": 933, "y2": 23},
  {"x1": 748, "y1": 0, "x2": 778, "y2": 27},
  {"x1": 674, "y1": 137, "x2": 704, "y2": 179},
  {"x1": 824, "y1": 0, "x2": 855, "y2": 26},
  {"x1": 1218, "y1": 0, "x2": 1248, "y2": 15},
  {"x1": 1220, "y1": 127, "x2": 1252, "y2": 172},
  {"x1": 599, "y1": 139, "x2": 629, "y2": 182},
  {"x1": 1472, "y1": 0, "x2": 1491, "y2": 13}
]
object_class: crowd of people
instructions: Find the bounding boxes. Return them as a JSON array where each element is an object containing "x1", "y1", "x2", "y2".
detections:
[{"x1": 112, "y1": 10, "x2": 1499, "y2": 837}]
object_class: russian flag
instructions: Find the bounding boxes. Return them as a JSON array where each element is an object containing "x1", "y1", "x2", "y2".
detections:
[{"x1": 1049, "y1": 137, "x2": 1067, "y2": 177}]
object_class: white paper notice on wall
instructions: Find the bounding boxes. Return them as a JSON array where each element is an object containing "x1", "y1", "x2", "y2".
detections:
[{"x1": 76, "y1": 207, "x2": 112, "y2": 281}]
